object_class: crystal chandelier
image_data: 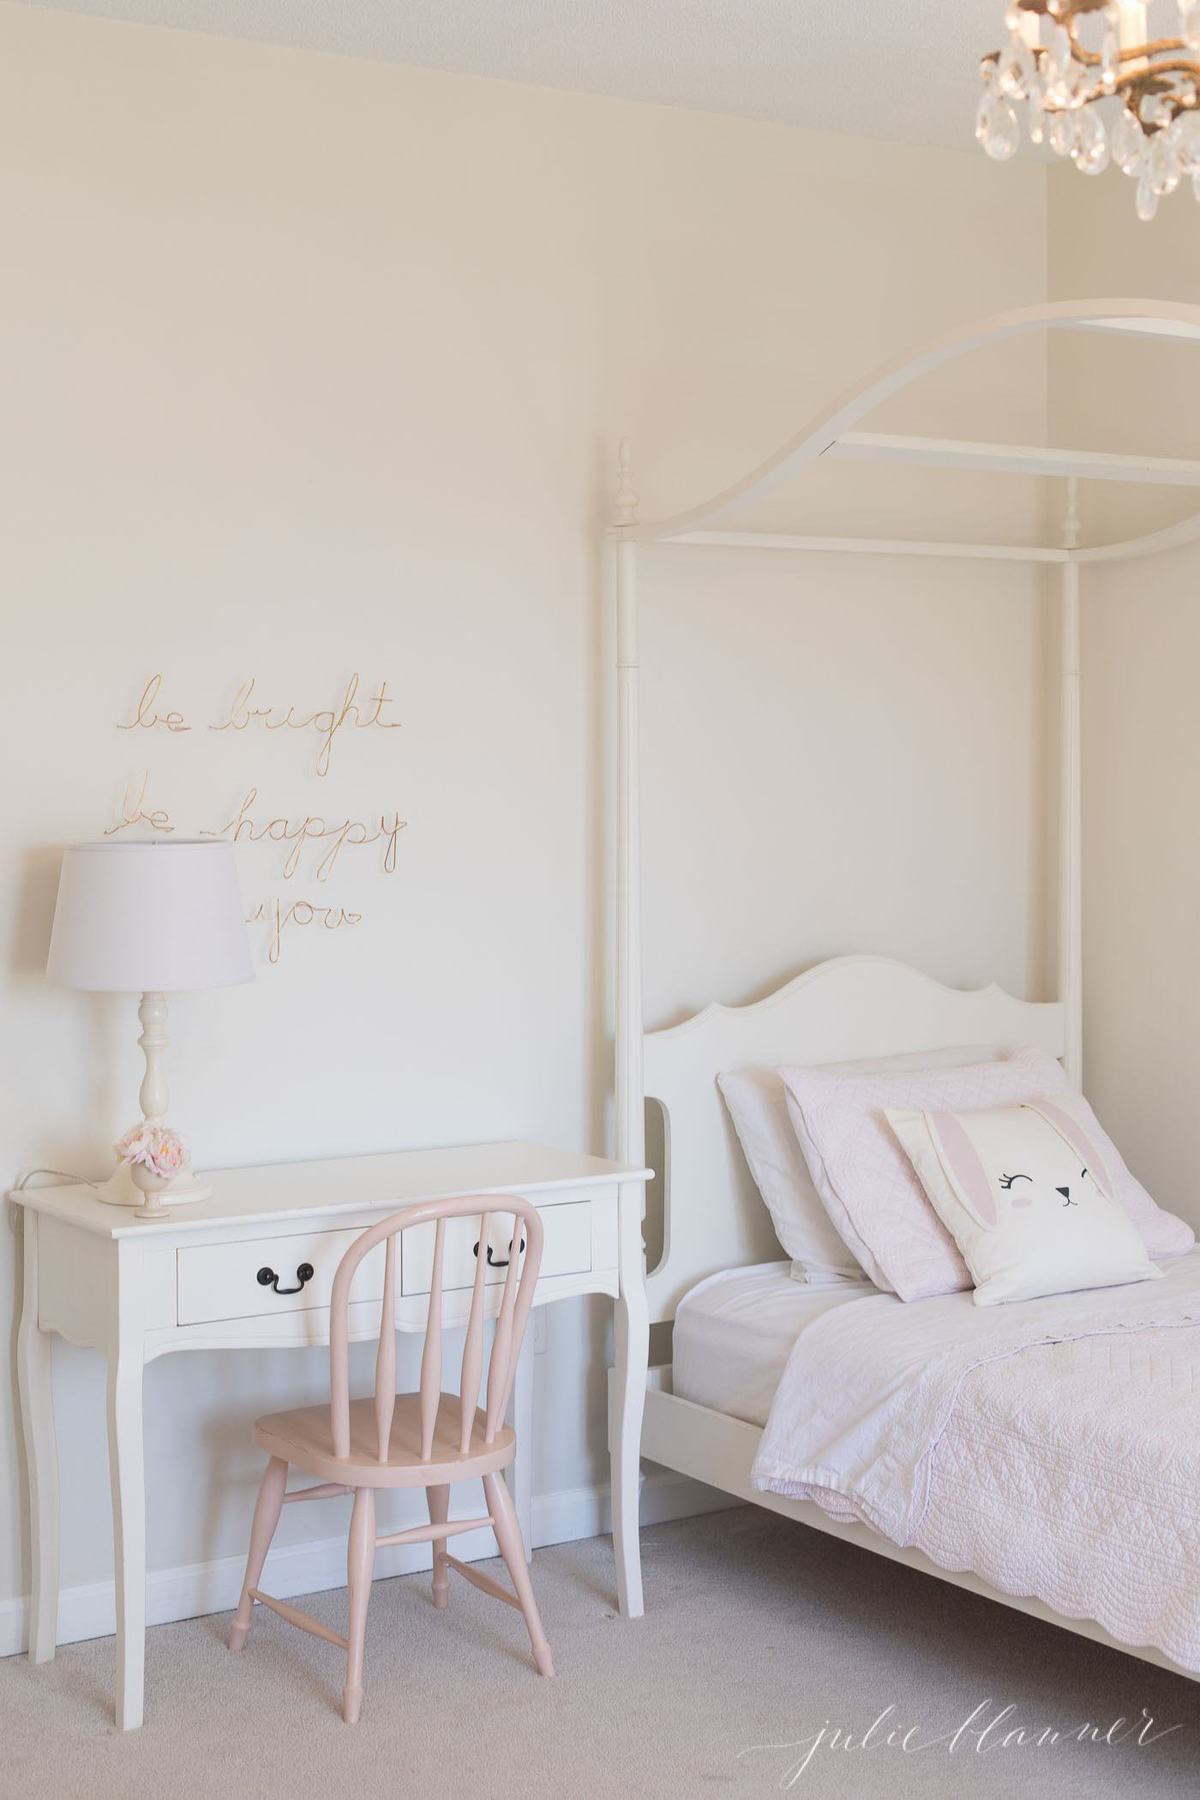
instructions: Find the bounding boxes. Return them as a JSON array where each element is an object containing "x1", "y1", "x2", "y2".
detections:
[{"x1": 978, "y1": 2, "x2": 1200, "y2": 218}]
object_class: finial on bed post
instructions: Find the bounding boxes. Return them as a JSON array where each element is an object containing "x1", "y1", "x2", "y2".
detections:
[{"x1": 614, "y1": 439, "x2": 638, "y2": 528}]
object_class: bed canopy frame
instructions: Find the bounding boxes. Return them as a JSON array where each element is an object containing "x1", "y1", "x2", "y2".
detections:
[
  {"x1": 613, "y1": 295, "x2": 1200, "y2": 1178},
  {"x1": 606, "y1": 297, "x2": 1200, "y2": 1644}
]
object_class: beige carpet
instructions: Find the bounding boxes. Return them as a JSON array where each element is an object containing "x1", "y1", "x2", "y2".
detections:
[{"x1": 2, "y1": 1507, "x2": 1197, "y2": 1799}]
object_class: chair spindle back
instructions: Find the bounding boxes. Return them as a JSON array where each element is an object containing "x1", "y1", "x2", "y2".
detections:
[{"x1": 328, "y1": 1195, "x2": 544, "y2": 1463}]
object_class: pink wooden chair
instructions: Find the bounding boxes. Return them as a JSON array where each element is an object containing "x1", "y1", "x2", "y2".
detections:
[{"x1": 228, "y1": 1194, "x2": 552, "y2": 1723}]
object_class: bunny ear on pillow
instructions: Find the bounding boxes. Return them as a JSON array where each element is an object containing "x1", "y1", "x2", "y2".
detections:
[
  {"x1": 1022, "y1": 1098, "x2": 1116, "y2": 1200},
  {"x1": 926, "y1": 1111, "x2": 998, "y2": 1228}
]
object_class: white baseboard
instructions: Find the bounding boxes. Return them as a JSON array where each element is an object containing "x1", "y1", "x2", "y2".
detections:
[{"x1": 0, "y1": 1470, "x2": 731, "y2": 1659}]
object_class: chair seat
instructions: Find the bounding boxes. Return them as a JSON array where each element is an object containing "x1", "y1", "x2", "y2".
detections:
[{"x1": 254, "y1": 1393, "x2": 516, "y2": 1489}]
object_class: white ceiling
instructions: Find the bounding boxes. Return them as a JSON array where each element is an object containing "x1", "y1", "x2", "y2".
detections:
[{"x1": 20, "y1": 0, "x2": 1006, "y2": 149}]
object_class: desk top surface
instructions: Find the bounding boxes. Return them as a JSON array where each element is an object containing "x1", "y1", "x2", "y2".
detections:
[{"x1": 9, "y1": 1140, "x2": 651, "y2": 1240}]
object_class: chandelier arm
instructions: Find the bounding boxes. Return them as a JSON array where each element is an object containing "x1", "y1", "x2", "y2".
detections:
[
  {"x1": 1062, "y1": 22, "x2": 1101, "y2": 69},
  {"x1": 1113, "y1": 59, "x2": 1200, "y2": 93},
  {"x1": 1123, "y1": 38, "x2": 1191, "y2": 59},
  {"x1": 1065, "y1": 33, "x2": 1189, "y2": 70},
  {"x1": 1038, "y1": 63, "x2": 1200, "y2": 115},
  {"x1": 1015, "y1": 0, "x2": 1106, "y2": 13}
]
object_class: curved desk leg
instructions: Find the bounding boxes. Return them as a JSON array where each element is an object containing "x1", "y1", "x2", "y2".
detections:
[
  {"x1": 107, "y1": 1242, "x2": 147, "y2": 1731},
  {"x1": 611, "y1": 1181, "x2": 648, "y2": 1619},
  {"x1": 17, "y1": 1211, "x2": 59, "y2": 1663}
]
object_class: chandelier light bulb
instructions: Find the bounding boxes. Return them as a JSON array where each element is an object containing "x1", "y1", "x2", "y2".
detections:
[
  {"x1": 1118, "y1": 2, "x2": 1150, "y2": 72},
  {"x1": 1044, "y1": 23, "x2": 1072, "y2": 81},
  {"x1": 979, "y1": 0, "x2": 1200, "y2": 218},
  {"x1": 1101, "y1": 27, "x2": 1120, "y2": 86}
]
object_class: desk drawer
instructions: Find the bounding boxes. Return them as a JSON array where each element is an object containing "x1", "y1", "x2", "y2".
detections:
[
  {"x1": 177, "y1": 1229, "x2": 388, "y2": 1326},
  {"x1": 401, "y1": 1201, "x2": 591, "y2": 1297}
]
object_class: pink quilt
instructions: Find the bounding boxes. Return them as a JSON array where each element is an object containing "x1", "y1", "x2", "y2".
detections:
[{"x1": 752, "y1": 1253, "x2": 1200, "y2": 1672}]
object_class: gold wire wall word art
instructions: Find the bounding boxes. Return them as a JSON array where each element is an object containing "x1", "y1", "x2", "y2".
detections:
[
  {"x1": 209, "y1": 673, "x2": 402, "y2": 776},
  {"x1": 108, "y1": 670, "x2": 407, "y2": 968},
  {"x1": 247, "y1": 898, "x2": 364, "y2": 965},
  {"x1": 117, "y1": 674, "x2": 193, "y2": 734},
  {"x1": 206, "y1": 788, "x2": 406, "y2": 881},
  {"x1": 105, "y1": 771, "x2": 176, "y2": 837}
]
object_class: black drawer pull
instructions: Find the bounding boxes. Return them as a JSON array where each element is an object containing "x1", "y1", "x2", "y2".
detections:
[
  {"x1": 472, "y1": 1237, "x2": 526, "y2": 1269},
  {"x1": 257, "y1": 1261, "x2": 315, "y2": 1295}
]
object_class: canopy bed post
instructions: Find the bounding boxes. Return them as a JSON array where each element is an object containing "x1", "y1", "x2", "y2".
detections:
[
  {"x1": 614, "y1": 440, "x2": 644, "y2": 1171},
  {"x1": 1059, "y1": 478, "x2": 1083, "y2": 1089},
  {"x1": 611, "y1": 441, "x2": 650, "y2": 1619}
]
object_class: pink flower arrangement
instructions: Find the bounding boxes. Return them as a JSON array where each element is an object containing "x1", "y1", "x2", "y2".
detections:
[{"x1": 115, "y1": 1122, "x2": 187, "y2": 1180}]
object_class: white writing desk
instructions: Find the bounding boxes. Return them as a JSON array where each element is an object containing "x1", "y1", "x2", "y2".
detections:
[{"x1": 13, "y1": 1140, "x2": 650, "y2": 1729}]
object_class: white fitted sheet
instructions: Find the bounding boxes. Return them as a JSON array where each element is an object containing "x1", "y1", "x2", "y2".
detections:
[{"x1": 672, "y1": 1262, "x2": 874, "y2": 1427}]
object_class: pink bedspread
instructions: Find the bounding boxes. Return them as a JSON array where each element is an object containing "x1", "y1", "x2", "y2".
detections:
[
  {"x1": 912, "y1": 1328, "x2": 1200, "y2": 1667},
  {"x1": 752, "y1": 1253, "x2": 1200, "y2": 1672}
]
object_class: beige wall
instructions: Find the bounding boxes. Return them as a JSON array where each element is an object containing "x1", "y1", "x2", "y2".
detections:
[
  {"x1": 0, "y1": 2, "x2": 1050, "y2": 1618},
  {"x1": 1048, "y1": 169, "x2": 1200, "y2": 1229}
]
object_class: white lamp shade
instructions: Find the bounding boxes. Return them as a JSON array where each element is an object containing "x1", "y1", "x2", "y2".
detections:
[{"x1": 47, "y1": 840, "x2": 255, "y2": 993}]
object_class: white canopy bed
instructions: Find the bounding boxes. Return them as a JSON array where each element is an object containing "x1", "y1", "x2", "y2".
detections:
[{"x1": 605, "y1": 297, "x2": 1200, "y2": 1681}]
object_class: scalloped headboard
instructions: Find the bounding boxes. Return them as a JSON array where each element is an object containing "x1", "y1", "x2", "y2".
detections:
[{"x1": 642, "y1": 955, "x2": 1065, "y2": 1323}]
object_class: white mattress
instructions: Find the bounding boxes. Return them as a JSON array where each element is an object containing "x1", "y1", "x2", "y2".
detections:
[{"x1": 672, "y1": 1262, "x2": 874, "y2": 1427}]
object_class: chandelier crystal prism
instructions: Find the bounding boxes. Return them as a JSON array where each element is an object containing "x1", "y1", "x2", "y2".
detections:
[{"x1": 978, "y1": 1, "x2": 1200, "y2": 218}]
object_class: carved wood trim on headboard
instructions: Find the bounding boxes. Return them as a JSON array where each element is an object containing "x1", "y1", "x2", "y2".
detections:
[{"x1": 642, "y1": 955, "x2": 1066, "y2": 1324}]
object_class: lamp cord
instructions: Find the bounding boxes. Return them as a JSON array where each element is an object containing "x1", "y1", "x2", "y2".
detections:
[{"x1": 13, "y1": 1168, "x2": 103, "y2": 1193}]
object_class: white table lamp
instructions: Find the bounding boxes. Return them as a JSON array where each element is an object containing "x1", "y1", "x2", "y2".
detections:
[{"x1": 47, "y1": 840, "x2": 254, "y2": 1219}]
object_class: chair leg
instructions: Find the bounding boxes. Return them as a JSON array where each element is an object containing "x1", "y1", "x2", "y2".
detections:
[
  {"x1": 343, "y1": 1488, "x2": 376, "y2": 1725},
  {"x1": 426, "y1": 1484, "x2": 450, "y2": 1610},
  {"x1": 230, "y1": 1456, "x2": 288, "y2": 1652},
  {"x1": 483, "y1": 1471, "x2": 554, "y2": 1678}
]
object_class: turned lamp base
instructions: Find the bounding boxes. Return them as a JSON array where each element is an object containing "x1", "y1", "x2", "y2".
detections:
[
  {"x1": 94, "y1": 1162, "x2": 213, "y2": 1215},
  {"x1": 97, "y1": 992, "x2": 216, "y2": 1220}
]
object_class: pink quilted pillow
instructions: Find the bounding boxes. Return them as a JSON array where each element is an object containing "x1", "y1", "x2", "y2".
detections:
[{"x1": 780, "y1": 1049, "x2": 1194, "y2": 1301}]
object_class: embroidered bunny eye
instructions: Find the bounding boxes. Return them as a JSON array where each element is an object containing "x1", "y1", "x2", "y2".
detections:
[{"x1": 998, "y1": 1173, "x2": 1030, "y2": 1190}]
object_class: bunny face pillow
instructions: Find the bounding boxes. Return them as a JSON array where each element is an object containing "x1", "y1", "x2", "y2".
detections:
[{"x1": 886, "y1": 1097, "x2": 1162, "y2": 1305}]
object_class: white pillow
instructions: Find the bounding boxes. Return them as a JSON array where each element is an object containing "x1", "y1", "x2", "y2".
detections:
[
  {"x1": 886, "y1": 1095, "x2": 1162, "y2": 1306},
  {"x1": 718, "y1": 1045, "x2": 999, "y2": 1283}
]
